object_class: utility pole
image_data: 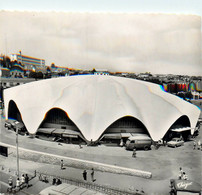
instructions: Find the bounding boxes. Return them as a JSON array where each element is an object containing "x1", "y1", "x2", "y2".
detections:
[{"x1": 16, "y1": 127, "x2": 19, "y2": 177}]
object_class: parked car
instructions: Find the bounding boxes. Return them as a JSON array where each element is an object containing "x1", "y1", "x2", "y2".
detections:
[
  {"x1": 167, "y1": 137, "x2": 184, "y2": 148},
  {"x1": 4, "y1": 120, "x2": 12, "y2": 129},
  {"x1": 5, "y1": 119, "x2": 25, "y2": 133}
]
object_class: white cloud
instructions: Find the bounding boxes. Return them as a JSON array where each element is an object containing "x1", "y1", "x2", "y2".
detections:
[{"x1": 0, "y1": 11, "x2": 201, "y2": 75}]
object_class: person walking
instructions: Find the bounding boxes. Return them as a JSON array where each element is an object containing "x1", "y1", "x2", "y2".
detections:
[
  {"x1": 182, "y1": 172, "x2": 188, "y2": 180},
  {"x1": 79, "y1": 143, "x2": 82, "y2": 149},
  {"x1": 25, "y1": 174, "x2": 29, "y2": 188},
  {"x1": 197, "y1": 140, "x2": 201, "y2": 150},
  {"x1": 83, "y1": 170, "x2": 87, "y2": 181},
  {"x1": 60, "y1": 160, "x2": 64, "y2": 170},
  {"x1": 91, "y1": 168, "x2": 96, "y2": 182},
  {"x1": 132, "y1": 148, "x2": 136, "y2": 158},
  {"x1": 16, "y1": 178, "x2": 20, "y2": 191},
  {"x1": 193, "y1": 141, "x2": 196, "y2": 150},
  {"x1": 8, "y1": 176, "x2": 13, "y2": 191},
  {"x1": 178, "y1": 167, "x2": 183, "y2": 179},
  {"x1": 20, "y1": 174, "x2": 25, "y2": 189}
]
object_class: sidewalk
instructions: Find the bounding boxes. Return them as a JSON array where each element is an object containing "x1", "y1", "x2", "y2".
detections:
[{"x1": 0, "y1": 154, "x2": 146, "y2": 194}]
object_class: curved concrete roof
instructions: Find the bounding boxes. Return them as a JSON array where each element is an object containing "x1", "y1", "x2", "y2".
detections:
[{"x1": 4, "y1": 75, "x2": 200, "y2": 141}]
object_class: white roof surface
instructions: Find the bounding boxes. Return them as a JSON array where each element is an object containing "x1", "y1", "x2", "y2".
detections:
[{"x1": 4, "y1": 75, "x2": 200, "y2": 141}]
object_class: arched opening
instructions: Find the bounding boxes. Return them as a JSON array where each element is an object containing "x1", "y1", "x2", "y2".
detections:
[
  {"x1": 37, "y1": 108, "x2": 86, "y2": 144},
  {"x1": 163, "y1": 115, "x2": 191, "y2": 142},
  {"x1": 8, "y1": 100, "x2": 23, "y2": 122},
  {"x1": 99, "y1": 116, "x2": 149, "y2": 146},
  {"x1": 7, "y1": 100, "x2": 27, "y2": 134}
]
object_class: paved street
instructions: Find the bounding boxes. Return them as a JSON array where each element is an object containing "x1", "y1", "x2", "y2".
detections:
[{"x1": 0, "y1": 111, "x2": 201, "y2": 194}]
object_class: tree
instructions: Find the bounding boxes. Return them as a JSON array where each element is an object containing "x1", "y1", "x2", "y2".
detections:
[
  {"x1": 92, "y1": 68, "x2": 96, "y2": 73},
  {"x1": 1, "y1": 55, "x2": 11, "y2": 68},
  {"x1": 46, "y1": 66, "x2": 51, "y2": 72},
  {"x1": 51, "y1": 63, "x2": 56, "y2": 68},
  {"x1": 29, "y1": 71, "x2": 36, "y2": 78},
  {"x1": 36, "y1": 72, "x2": 43, "y2": 79}
]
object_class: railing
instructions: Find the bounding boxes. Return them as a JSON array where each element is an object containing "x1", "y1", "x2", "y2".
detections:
[{"x1": 36, "y1": 171, "x2": 144, "y2": 195}]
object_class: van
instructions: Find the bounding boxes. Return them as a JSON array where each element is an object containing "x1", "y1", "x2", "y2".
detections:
[{"x1": 125, "y1": 134, "x2": 152, "y2": 150}]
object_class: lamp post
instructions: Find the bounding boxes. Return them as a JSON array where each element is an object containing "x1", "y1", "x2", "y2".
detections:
[{"x1": 16, "y1": 127, "x2": 19, "y2": 177}]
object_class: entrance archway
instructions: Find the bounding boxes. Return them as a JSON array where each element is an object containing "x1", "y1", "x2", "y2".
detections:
[
  {"x1": 99, "y1": 116, "x2": 149, "y2": 146},
  {"x1": 38, "y1": 108, "x2": 86, "y2": 144}
]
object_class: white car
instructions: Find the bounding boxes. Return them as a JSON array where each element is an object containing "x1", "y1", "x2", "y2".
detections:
[{"x1": 167, "y1": 138, "x2": 184, "y2": 148}]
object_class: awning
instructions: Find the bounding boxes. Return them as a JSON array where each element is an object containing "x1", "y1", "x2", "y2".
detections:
[
  {"x1": 102, "y1": 133, "x2": 121, "y2": 139},
  {"x1": 52, "y1": 129, "x2": 65, "y2": 135},
  {"x1": 121, "y1": 133, "x2": 132, "y2": 138},
  {"x1": 37, "y1": 128, "x2": 56, "y2": 134},
  {"x1": 62, "y1": 129, "x2": 80, "y2": 138},
  {"x1": 63, "y1": 129, "x2": 80, "y2": 135},
  {"x1": 172, "y1": 179, "x2": 201, "y2": 192},
  {"x1": 62, "y1": 134, "x2": 78, "y2": 138},
  {"x1": 171, "y1": 127, "x2": 191, "y2": 132}
]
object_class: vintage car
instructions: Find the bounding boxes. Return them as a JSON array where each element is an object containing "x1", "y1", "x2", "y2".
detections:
[
  {"x1": 5, "y1": 119, "x2": 25, "y2": 133},
  {"x1": 167, "y1": 138, "x2": 184, "y2": 148},
  {"x1": 4, "y1": 120, "x2": 13, "y2": 129},
  {"x1": 170, "y1": 179, "x2": 201, "y2": 195}
]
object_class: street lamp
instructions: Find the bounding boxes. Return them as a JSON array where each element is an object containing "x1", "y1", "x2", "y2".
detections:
[{"x1": 16, "y1": 127, "x2": 19, "y2": 178}]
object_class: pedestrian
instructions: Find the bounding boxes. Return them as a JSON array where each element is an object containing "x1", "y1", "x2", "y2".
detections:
[
  {"x1": 79, "y1": 143, "x2": 82, "y2": 149},
  {"x1": 25, "y1": 174, "x2": 29, "y2": 188},
  {"x1": 8, "y1": 176, "x2": 13, "y2": 191},
  {"x1": 83, "y1": 170, "x2": 87, "y2": 181},
  {"x1": 56, "y1": 178, "x2": 62, "y2": 185},
  {"x1": 120, "y1": 139, "x2": 124, "y2": 147},
  {"x1": 60, "y1": 160, "x2": 64, "y2": 170},
  {"x1": 182, "y1": 172, "x2": 188, "y2": 180},
  {"x1": 132, "y1": 148, "x2": 136, "y2": 158},
  {"x1": 178, "y1": 167, "x2": 183, "y2": 179},
  {"x1": 197, "y1": 140, "x2": 201, "y2": 150},
  {"x1": 91, "y1": 168, "x2": 96, "y2": 182},
  {"x1": 16, "y1": 178, "x2": 20, "y2": 191},
  {"x1": 193, "y1": 141, "x2": 196, "y2": 150},
  {"x1": 52, "y1": 178, "x2": 56, "y2": 185},
  {"x1": 20, "y1": 174, "x2": 25, "y2": 189}
]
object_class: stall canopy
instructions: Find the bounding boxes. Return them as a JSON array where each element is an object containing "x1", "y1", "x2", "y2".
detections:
[
  {"x1": 37, "y1": 128, "x2": 56, "y2": 134},
  {"x1": 120, "y1": 133, "x2": 132, "y2": 138},
  {"x1": 101, "y1": 133, "x2": 121, "y2": 139},
  {"x1": 52, "y1": 129, "x2": 65, "y2": 135},
  {"x1": 62, "y1": 129, "x2": 80, "y2": 138},
  {"x1": 171, "y1": 127, "x2": 191, "y2": 132}
]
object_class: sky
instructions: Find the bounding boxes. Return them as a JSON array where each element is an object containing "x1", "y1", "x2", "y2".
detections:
[{"x1": 0, "y1": 0, "x2": 202, "y2": 75}]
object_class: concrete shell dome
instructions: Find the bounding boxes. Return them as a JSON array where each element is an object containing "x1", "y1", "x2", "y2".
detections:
[{"x1": 4, "y1": 75, "x2": 200, "y2": 141}]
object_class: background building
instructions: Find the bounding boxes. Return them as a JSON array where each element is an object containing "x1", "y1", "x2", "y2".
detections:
[{"x1": 10, "y1": 51, "x2": 45, "y2": 71}]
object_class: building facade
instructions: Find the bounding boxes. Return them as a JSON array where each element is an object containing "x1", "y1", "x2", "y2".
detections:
[
  {"x1": 10, "y1": 51, "x2": 45, "y2": 71},
  {"x1": 4, "y1": 75, "x2": 200, "y2": 145}
]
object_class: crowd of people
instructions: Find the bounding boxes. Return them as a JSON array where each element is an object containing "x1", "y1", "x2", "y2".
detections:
[
  {"x1": 82, "y1": 168, "x2": 96, "y2": 182},
  {"x1": 178, "y1": 167, "x2": 188, "y2": 180},
  {"x1": 8, "y1": 173, "x2": 29, "y2": 192}
]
